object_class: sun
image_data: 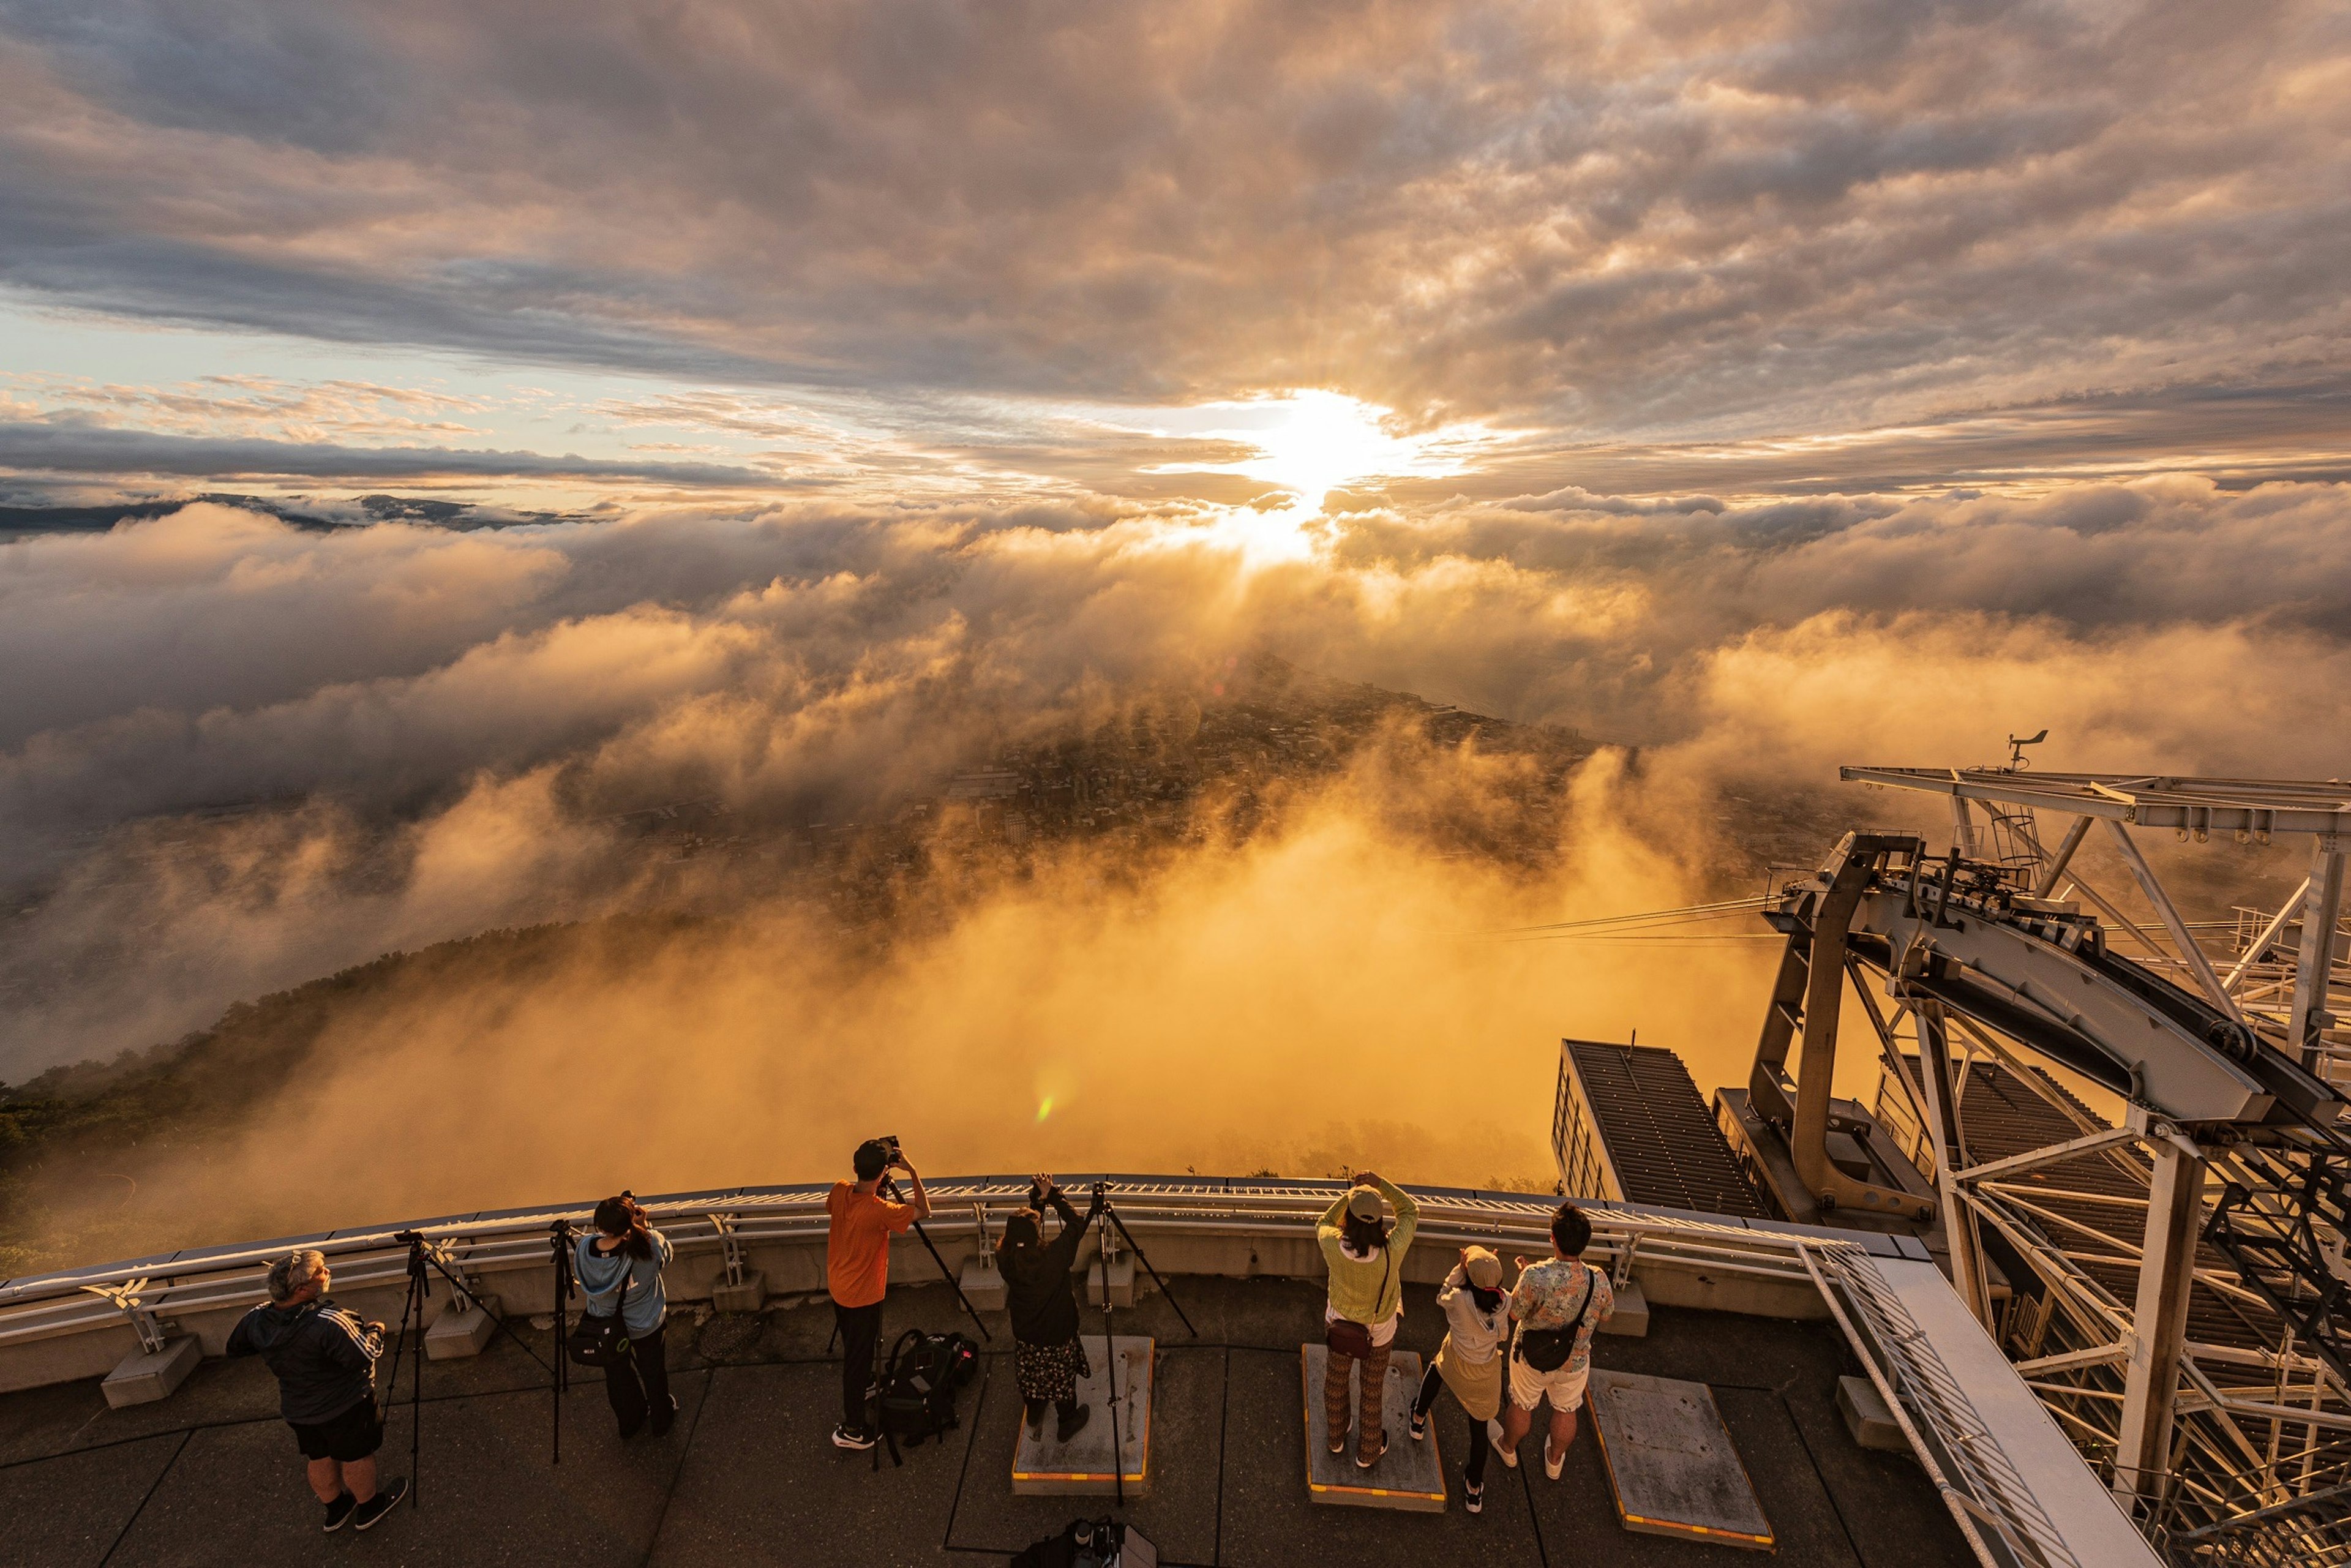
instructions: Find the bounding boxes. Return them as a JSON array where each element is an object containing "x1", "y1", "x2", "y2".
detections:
[{"x1": 1134, "y1": 389, "x2": 1499, "y2": 512}]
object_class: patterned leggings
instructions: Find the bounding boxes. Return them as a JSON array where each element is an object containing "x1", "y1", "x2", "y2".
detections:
[{"x1": 1324, "y1": 1338, "x2": 1392, "y2": 1465}]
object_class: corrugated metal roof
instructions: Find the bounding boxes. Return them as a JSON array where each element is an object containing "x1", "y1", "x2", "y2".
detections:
[{"x1": 1567, "y1": 1040, "x2": 1768, "y2": 1218}]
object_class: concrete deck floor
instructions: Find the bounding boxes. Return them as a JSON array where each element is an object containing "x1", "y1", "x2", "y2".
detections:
[{"x1": 0, "y1": 1277, "x2": 1975, "y2": 1567}]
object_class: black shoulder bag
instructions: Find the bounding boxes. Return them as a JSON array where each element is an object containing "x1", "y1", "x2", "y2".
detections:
[
  {"x1": 566, "y1": 1249, "x2": 636, "y2": 1368},
  {"x1": 1514, "y1": 1266, "x2": 1599, "y2": 1374}
]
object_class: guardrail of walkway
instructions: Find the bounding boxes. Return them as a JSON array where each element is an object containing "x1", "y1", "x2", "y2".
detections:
[
  {"x1": 1, "y1": 1175, "x2": 1916, "y2": 1347},
  {"x1": 2, "y1": 1177, "x2": 2055, "y2": 1568}
]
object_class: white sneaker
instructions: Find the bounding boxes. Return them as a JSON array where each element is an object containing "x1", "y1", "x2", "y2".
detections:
[
  {"x1": 1487, "y1": 1417, "x2": 1518, "y2": 1468},
  {"x1": 1543, "y1": 1440, "x2": 1566, "y2": 1480}
]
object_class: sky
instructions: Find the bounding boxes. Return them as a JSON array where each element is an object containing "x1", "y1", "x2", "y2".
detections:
[
  {"x1": 2, "y1": 2, "x2": 2349, "y2": 1229},
  {"x1": 3, "y1": 0, "x2": 2347, "y2": 514}
]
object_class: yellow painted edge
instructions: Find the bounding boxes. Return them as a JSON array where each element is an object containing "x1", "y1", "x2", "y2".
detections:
[
  {"x1": 1297, "y1": 1345, "x2": 1445, "y2": 1501},
  {"x1": 1591, "y1": 1377, "x2": 1775, "y2": 1549},
  {"x1": 1620, "y1": 1511, "x2": 1775, "y2": 1547}
]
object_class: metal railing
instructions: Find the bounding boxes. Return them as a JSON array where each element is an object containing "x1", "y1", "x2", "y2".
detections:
[{"x1": 1, "y1": 1175, "x2": 2074, "y2": 1568}]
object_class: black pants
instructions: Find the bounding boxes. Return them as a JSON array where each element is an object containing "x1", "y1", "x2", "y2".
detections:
[
  {"x1": 1414, "y1": 1364, "x2": 1490, "y2": 1487},
  {"x1": 834, "y1": 1300, "x2": 882, "y2": 1434},
  {"x1": 604, "y1": 1321, "x2": 673, "y2": 1435}
]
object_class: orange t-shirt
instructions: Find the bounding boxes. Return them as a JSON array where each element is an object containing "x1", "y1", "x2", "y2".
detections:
[{"x1": 826, "y1": 1182, "x2": 917, "y2": 1307}]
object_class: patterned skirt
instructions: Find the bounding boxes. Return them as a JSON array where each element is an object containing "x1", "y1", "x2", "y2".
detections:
[{"x1": 1014, "y1": 1338, "x2": 1091, "y2": 1405}]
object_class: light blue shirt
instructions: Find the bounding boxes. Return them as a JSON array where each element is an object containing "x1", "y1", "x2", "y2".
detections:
[{"x1": 575, "y1": 1228, "x2": 673, "y2": 1337}]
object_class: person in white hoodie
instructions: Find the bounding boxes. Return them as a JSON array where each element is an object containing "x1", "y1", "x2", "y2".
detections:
[{"x1": 1405, "y1": 1245, "x2": 1509, "y2": 1514}]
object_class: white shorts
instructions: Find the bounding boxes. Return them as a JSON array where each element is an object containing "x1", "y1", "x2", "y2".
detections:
[{"x1": 1507, "y1": 1354, "x2": 1591, "y2": 1414}]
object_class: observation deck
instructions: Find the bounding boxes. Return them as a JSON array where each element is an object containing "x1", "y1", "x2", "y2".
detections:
[{"x1": 0, "y1": 1177, "x2": 2148, "y2": 1568}]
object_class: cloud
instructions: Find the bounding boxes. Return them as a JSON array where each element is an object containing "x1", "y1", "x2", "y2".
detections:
[
  {"x1": 0, "y1": 420, "x2": 778, "y2": 486},
  {"x1": 1, "y1": 0, "x2": 2345, "y2": 450},
  {"x1": 1, "y1": 476, "x2": 2346, "y2": 1088}
]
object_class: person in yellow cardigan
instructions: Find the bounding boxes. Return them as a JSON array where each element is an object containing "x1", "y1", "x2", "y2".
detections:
[{"x1": 1317, "y1": 1171, "x2": 1419, "y2": 1468}]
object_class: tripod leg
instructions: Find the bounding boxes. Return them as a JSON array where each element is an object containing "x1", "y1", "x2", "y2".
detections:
[
  {"x1": 883, "y1": 1179, "x2": 992, "y2": 1340},
  {"x1": 1105, "y1": 1204, "x2": 1197, "y2": 1338},
  {"x1": 1100, "y1": 1223, "x2": 1125, "y2": 1509},
  {"x1": 407, "y1": 1261, "x2": 426, "y2": 1509}
]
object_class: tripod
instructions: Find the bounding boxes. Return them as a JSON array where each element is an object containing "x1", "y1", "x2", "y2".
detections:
[
  {"x1": 885, "y1": 1176, "x2": 992, "y2": 1341},
  {"x1": 1088, "y1": 1181, "x2": 1197, "y2": 1509},
  {"x1": 378, "y1": 1229, "x2": 560, "y2": 1507},
  {"x1": 549, "y1": 1220, "x2": 575, "y2": 1466}
]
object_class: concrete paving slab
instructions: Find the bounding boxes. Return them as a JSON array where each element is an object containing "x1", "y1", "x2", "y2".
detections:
[
  {"x1": 109, "y1": 1374, "x2": 709, "y2": 1568},
  {"x1": 648, "y1": 1359, "x2": 979, "y2": 1568},
  {"x1": 0, "y1": 1431, "x2": 187, "y2": 1568},
  {"x1": 950, "y1": 1345, "x2": 1220, "y2": 1562},
  {"x1": 1588, "y1": 1371, "x2": 1772, "y2": 1550},
  {"x1": 1218, "y1": 1346, "x2": 1546, "y2": 1568},
  {"x1": 1010, "y1": 1336, "x2": 1154, "y2": 1496},
  {"x1": 1301, "y1": 1345, "x2": 1444, "y2": 1512}
]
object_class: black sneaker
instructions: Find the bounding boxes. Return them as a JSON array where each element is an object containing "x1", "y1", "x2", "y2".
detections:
[
  {"x1": 1464, "y1": 1479, "x2": 1484, "y2": 1515},
  {"x1": 352, "y1": 1478, "x2": 407, "y2": 1531},
  {"x1": 831, "y1": 1425, "x2": 877, "y2": 1451},
  {"x1": 1354, "y1": 1430, "x2": 1390, "y2": 1469},
  {"x1": 322, "y1": 1491, "x2": 357, "y2": 1532},
  {"x1": 1055, "y1": 1404, "x2": 1092, "y2": 1444},
  {"x1": 650, "y1": 1395, "x2": 679, "y2": 1438},
  {"x1": 1409, "y1": 1409, "x2": 1428, "y2": 1442}
]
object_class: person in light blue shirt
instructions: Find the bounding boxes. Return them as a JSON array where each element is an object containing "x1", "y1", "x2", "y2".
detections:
[{"x1": 573, "y1": 1193, "x2": 677, "y2": 1438}]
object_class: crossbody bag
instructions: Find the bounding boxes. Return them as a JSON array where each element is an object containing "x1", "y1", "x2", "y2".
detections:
[
  {"x1": 566, "y1": 1248, "x2": 637, "y2": 1368},
  {"x1": 1325, "y1": 1244, "x2": 1395, "y2": 1361}
]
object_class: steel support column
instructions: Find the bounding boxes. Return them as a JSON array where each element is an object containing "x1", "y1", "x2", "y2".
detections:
[
  {"x1": 1916, "y1": 1005, "x2": 1990, "y2": 1325},
  {"x1": 2288, "y1": 836, "x2": 2346, "y2": 1069},
  {"x1": 2113, "y1": 1137, "x2": 2206, "y2": 1507}
]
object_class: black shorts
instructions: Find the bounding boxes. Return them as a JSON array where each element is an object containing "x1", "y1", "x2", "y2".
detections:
[{"x1": 290, "y1": 1397, "x2": 383, "y2": 1463}]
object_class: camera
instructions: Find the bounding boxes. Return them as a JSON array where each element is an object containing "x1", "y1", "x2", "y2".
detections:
[{"x1": 878, "y1": 1135, "x2": 901, "y2": 1160}]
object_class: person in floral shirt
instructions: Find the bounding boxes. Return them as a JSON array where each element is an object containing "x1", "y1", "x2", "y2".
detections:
[{"x1": 1492, "y1": 1201, "x2": 1613, "y2": 1481}]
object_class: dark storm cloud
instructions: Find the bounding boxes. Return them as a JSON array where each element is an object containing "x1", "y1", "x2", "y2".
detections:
[
  {"x1": 2, "y1": 0, "x2": 2346, "y2": 450},
  {"x1": 0, "y1": 421, "x2": 778, "y2": 486}
]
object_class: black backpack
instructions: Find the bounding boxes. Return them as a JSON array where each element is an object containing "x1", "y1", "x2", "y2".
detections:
[{"x1": 877, "y1": 1329, "x2": 979, "y2": 1450}]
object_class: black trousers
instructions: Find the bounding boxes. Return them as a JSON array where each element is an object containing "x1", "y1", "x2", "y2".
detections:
[
  {"x1": 1414, "y1": 1363, "x2": 1490, "y2": 1486},
  {"x1": 834, "y1": 1300, "x2": 883, "y2": 1433},
  {"x1": 604, "y1": 1321, "x2": 672, "y2": 1435}
]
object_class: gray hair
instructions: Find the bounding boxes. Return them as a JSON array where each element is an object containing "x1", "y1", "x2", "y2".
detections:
[{"x1": 266, "y1": 1250, "x2": 328, "y2": 1305}]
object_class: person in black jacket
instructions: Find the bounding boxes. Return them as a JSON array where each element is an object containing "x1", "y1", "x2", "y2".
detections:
[
  {"x1": 998, "y1": 1174, "x2": 1103, "y2": 1443},
  {"x1": 226, "y1": 1249, "x2": 408, "y2": 1532}
]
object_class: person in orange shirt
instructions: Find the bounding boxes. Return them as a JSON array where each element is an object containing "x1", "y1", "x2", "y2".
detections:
[{"x1": 826, "y1": 1138, "x2": 931, "y2": 1449}]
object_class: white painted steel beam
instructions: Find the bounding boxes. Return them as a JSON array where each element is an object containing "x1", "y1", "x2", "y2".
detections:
[
  {"x1": 2288, "y1": 838, "x2": 2347, "y2": 1068},
  {"x1": 2099, "y1": 819, "x2": 2248, "y2": 1027},
  {"x1": 2111, "y1": 1141, "x2": 2205, "y2": 1506},
  {"x1": 2223, "y1": 877, "x2": 2309, "y2": 993},
  {"x1": 1841, "y1": 767, "x2": 2351, "y2": 838},
  {"x1": 2033, "y1": 815, "x2": 2093, "y2": 899},
  {"x1": 1957, "y1": 1127, "x2": 2142, "y2": 1186}
]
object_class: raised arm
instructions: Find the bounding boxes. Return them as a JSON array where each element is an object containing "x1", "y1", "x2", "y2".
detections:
[
  {"x1": 897, "y1": 1155, "x2": 932, "y2": 1221},
  {"x1": 1368, "y1": 1174, "x2": 1418, "y2": 1251}
]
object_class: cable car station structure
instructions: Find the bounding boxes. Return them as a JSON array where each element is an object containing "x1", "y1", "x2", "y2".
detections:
[{"x1": 1559, "y1": 765, "x2": 2351, "y2": 1562}]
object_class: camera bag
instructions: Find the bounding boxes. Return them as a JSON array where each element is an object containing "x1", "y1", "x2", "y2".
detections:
[
  {"x1": 1514, "y1": 1264, "x2": 1599, "y2": 1374},
  {"x1": 566, "y1": 1251, "x2": 636, "y2": 1368},
  {"x1": 877, "y1": 1329, "x2": 980, "y2": 1456}
]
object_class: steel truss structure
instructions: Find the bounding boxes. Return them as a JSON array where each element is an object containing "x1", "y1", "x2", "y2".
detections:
[{"x1": 1796, "y1": 767, "x2": 2351, "y2": 1562}]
